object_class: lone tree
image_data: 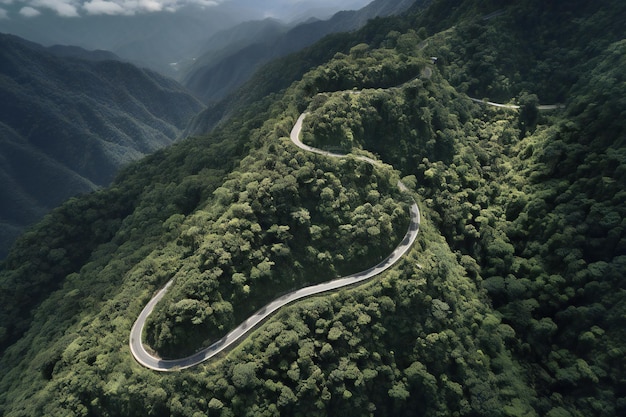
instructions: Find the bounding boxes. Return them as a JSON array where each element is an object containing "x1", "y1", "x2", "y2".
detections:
[{"x1": 518, "y1": 92, "x2": 539, "y2": 137}]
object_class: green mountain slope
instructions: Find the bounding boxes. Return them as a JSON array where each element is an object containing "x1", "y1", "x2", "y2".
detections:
[
  {"x1": 0, "y1": 34, "x2": 204, "y2": 258},
  {"x1": 0, "y1": 0, "x2": 625, "y2": 416},
  {"x1": 183, "y1": 0, "x2": 436, "y2": 136}
]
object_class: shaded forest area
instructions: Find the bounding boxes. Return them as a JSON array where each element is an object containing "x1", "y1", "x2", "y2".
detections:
[{"x1": 0, "y1": 34, "x2": 204, "y2": 258}]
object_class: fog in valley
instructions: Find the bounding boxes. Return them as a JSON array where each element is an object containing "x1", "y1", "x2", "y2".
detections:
[{"x1": 0, "y1": 0, "x2": 373, "y2": 76}]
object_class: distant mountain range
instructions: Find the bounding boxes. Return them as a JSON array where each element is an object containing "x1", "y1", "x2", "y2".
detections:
[
  {"x1": 0, "y1": 34, "x2": 204, "y2": 258},
  {"x1": 0, "y1": 5, "x2": 250, "y2": 77},
  {"x1": 183, "y1": 0, "x2": 418, "y2": 103},
  {"x1": 0, "y1": 1, "x2": 372, "y2": 78}
]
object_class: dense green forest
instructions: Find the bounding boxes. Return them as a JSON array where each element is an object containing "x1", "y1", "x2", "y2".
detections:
[{"x1": 1, "y1": 0, "x2": 625, "y2": 416}]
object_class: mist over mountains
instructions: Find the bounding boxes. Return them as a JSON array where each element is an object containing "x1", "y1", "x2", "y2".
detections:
[
  {"x1": 0, "y1": 0, "x2": 373, "y2": 77},
  {"x1": 182, "y1": 0, "x2": 418, "y2": 103}
]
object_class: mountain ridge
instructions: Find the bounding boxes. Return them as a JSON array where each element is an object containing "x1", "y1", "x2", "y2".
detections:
[{"x1": 0, "y1": 33, "x2": 204, "y2": 258}]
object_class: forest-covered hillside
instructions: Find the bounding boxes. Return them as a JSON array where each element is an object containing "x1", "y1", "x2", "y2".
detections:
[
  {"x1": 0, "y1": 34, "x2": 204, "y2": 258},
  {"x1": 0, "y1": 0, "x2": 625, "y2": 416}
]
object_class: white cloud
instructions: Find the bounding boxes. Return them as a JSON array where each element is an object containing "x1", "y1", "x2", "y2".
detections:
[
  {"x1": 83, "y1": 0, "x2": 126, "y2": 15},
  {"x1": 7, "y1": 0, "x2": 225, "y2": 17},
  {"x1": 31, "y1": 0, "x2": 80, "y2": 17},
  {"x1": 81, "y1": 0, "x2": 224, "y2": 16},
  {"x1": 138, "y1": 0, "x2": 165, "y2": 12},
  {"x1": 19, "y1": 6, "x2": 41, "y2": 16},
  {"x1": 2, "y1": 0, "x2": 371, "y2": 20}
]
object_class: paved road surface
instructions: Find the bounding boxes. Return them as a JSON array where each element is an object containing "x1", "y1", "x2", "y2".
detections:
[
  {"x1": 129, "y1": 105, "x2": 420, "y2": 371},
  {"x1": 470, "y1": 97, "x2": 564, "y2": 110}
]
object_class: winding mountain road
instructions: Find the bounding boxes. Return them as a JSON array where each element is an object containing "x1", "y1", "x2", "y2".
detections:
[
  {"x1": 469, "y1": 97, "x2": 564, "y2": 110},
  {"x1": 129, "y1": 71, "x2": 556, "y2": 371},
  {"x1": 129, "y1": 104, "x2": 420, "y2": 371}
]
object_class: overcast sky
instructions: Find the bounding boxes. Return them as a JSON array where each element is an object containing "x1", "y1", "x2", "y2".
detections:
[{"x1": 0, "y1": 0, "x2": 372, "y2": 20}]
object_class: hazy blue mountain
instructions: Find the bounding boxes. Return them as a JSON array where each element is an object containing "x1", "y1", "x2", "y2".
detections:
[
  {"x1": 0, "y1": 5, "x2": 251, "y2": 77},
  {"x1": 0, "y1": 2, "x2": 372, "y2": 78},
  {"x1": 183, "y1": 0, "x2": 418, "y2": 103},
  {"x1": 170, "y1": 18, "x2": 289, "y2": 78},
  {"x1": 46, "y1": 44, "x2": 122, "y2": 62},
  {"x1": 231, "y1": 0, "x2": 374, "y2": 21},
  {"x1": 0, "y1": 33, "x2": 204, "y2": 258}
]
